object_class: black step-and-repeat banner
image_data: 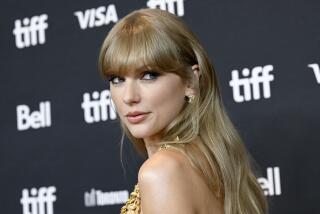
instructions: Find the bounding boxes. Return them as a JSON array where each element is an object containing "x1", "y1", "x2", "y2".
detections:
[{"x1": 1, "y1": 0, "x2": 319, "y2": 213}]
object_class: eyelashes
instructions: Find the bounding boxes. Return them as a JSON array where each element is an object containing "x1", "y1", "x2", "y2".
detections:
[
  {"x1": 107, "y1": 71, "x2": 161, "y2": 85},
  {"x1": 141, "y1": 71, "x2": 160, "y2": 80},
  {"x1": 107, "y1": 75, "x2": 124, "y2": 84}
]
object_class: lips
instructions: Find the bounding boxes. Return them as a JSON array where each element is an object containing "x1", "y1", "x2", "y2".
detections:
[{"x1": 125, "y1": 111, "x2": 149, "y2": 124}]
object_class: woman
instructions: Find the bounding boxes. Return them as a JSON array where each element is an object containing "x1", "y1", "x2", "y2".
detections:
[{"x1": 98, "y1": 8, "x2": 268, "y2": 214}]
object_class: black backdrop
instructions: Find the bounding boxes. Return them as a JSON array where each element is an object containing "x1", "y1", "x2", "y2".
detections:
[{"x1": 1, "y1": 0, "x2": 319, "y2": 213}]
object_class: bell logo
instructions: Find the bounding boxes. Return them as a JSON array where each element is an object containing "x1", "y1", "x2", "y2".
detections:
[
  {"x1": 229, "y1": 64, "x2": 274, "y2": 103},
  {"x1": 20, "y1": 186, "x2": 57, "y2": 214},
  {"x1": 74, "y1": 4, "x2": 118, "y2": 30},
  {"x1": 81, "y1": 90, "x2": 117, "y2": 124},
  {"x1": 308, "y1": 63, "x2": 320, "y2": 84},
  {"x1": 16, "y1": 101, "x2": 52, "y2": 131},
  {"x1": 258, "y1": 167, "x2": 281, "y2": 196},
  {"x1": 146, "y1": 0, "x2": 185, "y2": 16}
]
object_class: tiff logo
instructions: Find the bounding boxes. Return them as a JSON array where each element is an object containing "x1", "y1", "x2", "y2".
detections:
[
  {"x1": 258, "y1": 167, "x2": 281, "y2": 196},
  {"x1": 307, "y1": 63, "x2": 320, "y2": 84},
  {"x1": 81, "y1": 90, "x2": 117, "y2": 124},
  {"x1": 20, "y1": 186, "x2": 57, "y2": 214},
  {"x1": 17, "y1": 101, "x2": 51, "y2": 131},
  {"x1": 84, "y1": 188, "x2": 128, "y2": 207},
  {"x1": 74, "y1": 4, "x2": 118, "y2": 30},
  {"x1": 229, "y1": 65, "x2": 274, "y2": 102},
  {"x1": 147, "y1": 0, "x2": 185, "y2": 16},
  {"x1": 12, "y1": 14, "x2": 48, "y2": 49}
]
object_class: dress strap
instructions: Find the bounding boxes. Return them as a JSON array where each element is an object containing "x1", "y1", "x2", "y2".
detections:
[
  {"x1": 158, "y1": 142, "x2": 185, "y2": 152},
  {"x1": 158, "y1": 143, "x2": 175, "y2": 151},
  {"x1": 158, "y1": 136, "x2": 180, "y2": 151},
  {"x1": 159, "y1": 143, "x2": 169, "y2": 150}
]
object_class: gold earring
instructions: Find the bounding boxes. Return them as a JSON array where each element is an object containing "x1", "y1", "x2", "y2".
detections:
[{"x1": 187, "y1": 95, "x2": 195, "y2": 103}]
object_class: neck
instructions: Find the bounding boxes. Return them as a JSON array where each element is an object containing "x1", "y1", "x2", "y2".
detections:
[{"x1": 143, "y1": 135, "x2": 162, "y2": 158}]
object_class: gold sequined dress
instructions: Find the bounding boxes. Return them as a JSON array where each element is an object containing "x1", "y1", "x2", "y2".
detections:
[{"x1": 120, "y1": 184, "x2": 141, "y2": 214}]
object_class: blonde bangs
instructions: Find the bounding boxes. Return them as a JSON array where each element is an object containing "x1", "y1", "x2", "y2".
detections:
[{"x1": 99, "y1": 14, "x2": 185, "y2": 78}]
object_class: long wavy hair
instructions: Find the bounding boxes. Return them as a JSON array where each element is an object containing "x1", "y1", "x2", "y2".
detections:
[{"x1": 99, "y1": 8, "x2": 268, "y2": 214}]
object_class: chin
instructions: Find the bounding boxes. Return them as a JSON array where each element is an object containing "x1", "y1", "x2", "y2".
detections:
[{"x1": 126, "y1": 127, "x2": 151, "y2": 139}]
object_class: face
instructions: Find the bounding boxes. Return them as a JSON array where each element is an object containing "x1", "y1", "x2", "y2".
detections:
[{"x1": 109, "y1": 67, "x2": 188, "y2": 142}]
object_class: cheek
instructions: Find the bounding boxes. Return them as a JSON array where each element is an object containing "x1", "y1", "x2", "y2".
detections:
[
  {"x1": 110, "y1": 89, "x2": 122, "y2": 114},
  {"x1": 156, "y1": 92, "x2": 184, "y2": 114},
  {"x1": 147, "y1": 82, "x2": 186, "y2": 124}
]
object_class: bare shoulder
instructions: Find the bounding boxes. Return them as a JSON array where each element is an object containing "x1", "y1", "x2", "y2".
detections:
[
  {"x1": 139, "y1": 146, "x2": 189, "y2": 179},
  {"x1": 138, "y1": 147, "x2": 197, "y2": 213}
]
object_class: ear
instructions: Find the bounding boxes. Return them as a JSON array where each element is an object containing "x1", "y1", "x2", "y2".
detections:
[
  {"x1": 191, "y1": 64, "x2": 200, "y2": 80},
  {"x1": 185, "y1": 64, "x2": 200, "y2": 96}
]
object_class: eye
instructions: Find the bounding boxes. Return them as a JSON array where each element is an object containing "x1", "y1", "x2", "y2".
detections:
[
  {"x1": 108, "y1": 75, "x2": 124, "y2": 85},
  {"x1": 141, "y1": 71, "x2": 160, "y2": 80}
]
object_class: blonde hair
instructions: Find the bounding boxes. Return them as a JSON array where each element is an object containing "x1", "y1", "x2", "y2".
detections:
[{"x1": 99, "y1": 8, "x2": 268, "y2": 214}]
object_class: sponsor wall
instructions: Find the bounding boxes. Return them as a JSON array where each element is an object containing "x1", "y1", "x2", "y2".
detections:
[{"x1": 1, "y1": 0, "x2": 319, "y2": 213}]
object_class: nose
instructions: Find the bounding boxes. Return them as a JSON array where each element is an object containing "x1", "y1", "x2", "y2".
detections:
[{"x1": 123, "y1": 79, "x2": 141, "y2": 105}]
